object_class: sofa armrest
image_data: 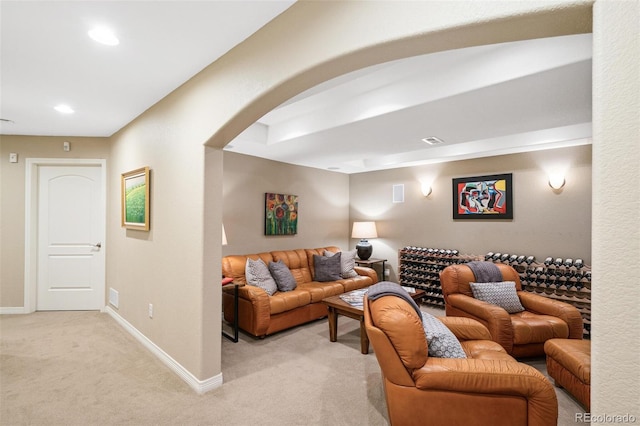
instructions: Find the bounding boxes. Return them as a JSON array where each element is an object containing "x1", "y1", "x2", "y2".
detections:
[
  {"x1": 354, "y1": 266, "x2": 378, "y2": 283},
  {"x1": 223, "y1": 283, "x2": 271, "y2": 336},
  {"x1": 446, "y1": 293, "x2": 514, "y2": 353},
  {"x1": 438, "y1": 316, "x2": 492, "y2": 341},
  {"x1": 518, "y1": 291, "x2": 584, "y2": 339},
  {"x1": 414, "y1": 359, "x2": 558, "y2": 426}
]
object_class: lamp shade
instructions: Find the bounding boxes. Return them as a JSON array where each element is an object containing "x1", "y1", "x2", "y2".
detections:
[
  {"x1": 351, "y1": 221, "x2": 377, "y2": 260},
  {"x1": 222, "y1": 224, "x2": 228, "y2": 246},
  {"x1": 351, "y1": 221, "x2": 378, "y2": 239}
]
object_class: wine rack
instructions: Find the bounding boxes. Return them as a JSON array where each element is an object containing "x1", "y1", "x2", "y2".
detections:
[
  {"x1": 398, "y1": 247, "x2": 592, "y2": 339},
  {"x1": 514, "y1": 257, "x2": 591, "y2": 339},
  {"x1": 398, "y1": 247, "x2": 481, "y2": 308}
]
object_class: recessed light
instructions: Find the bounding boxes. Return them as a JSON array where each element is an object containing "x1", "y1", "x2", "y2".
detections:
[
  {"x1": 422, "y1": 136, "x2": 445, "y2": 145},
  {"x1": 88, "y1": 26, "x2": 119, "y2": 46},
  {"x1": 54, "y1": 104, "x2": 75, "y2": 114}
]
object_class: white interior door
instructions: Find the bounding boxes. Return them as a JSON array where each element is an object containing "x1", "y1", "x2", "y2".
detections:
[{"x1": 37, "y1": 165, "x2": 105, "y2": 310}]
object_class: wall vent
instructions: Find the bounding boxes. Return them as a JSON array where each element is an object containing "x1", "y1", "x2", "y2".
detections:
[
  {"x1": 109, "y1": 288, "x2": 119, "y2": 308},
  {"x1": 422, "y1": 136, "x2": 445, "y2": 145}
]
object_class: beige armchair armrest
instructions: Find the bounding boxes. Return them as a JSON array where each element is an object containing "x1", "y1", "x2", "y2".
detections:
[
  {"x1": 446, "y1": 293, "x2": 514, "y2": 353},
  {"x1": 518, "y1": 291, "x2": 584, "y2": 339}
]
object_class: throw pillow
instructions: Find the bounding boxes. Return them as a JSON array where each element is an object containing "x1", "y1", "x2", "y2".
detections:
[
  {"x1": 421, "y1": 311, "x2": 467, "y2": 358},
  {"x1": 324, "y1": 249, "x2": 358, "y2": 278},
  {"x1": 268, "y1": 260, "x2": 297, "y2": 292},
  {"x1": 469, "y1": 281, "x2": 525, "y2": 313},
  {"x1": 245, "y1": 258, "x2": 277, "y2": 296},
  {"x1": 313, "y1": 253, "x2": 342, "y2": 282}
]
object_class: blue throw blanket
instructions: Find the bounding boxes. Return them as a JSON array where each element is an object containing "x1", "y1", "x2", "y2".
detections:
[
  {"x1": 367, "y1": 281, "x2": 423, "y2": 322},
  {"x1": 467, "y1": 261, "x2": 503, "y2": 282}
]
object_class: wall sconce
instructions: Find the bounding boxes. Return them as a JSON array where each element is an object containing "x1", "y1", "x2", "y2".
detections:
[
  {"x1": 351, "y1": 221, "x2": 378, "y2": 260},
  {"x1": 548, "y1": 172, "x2": 566, "y2": 190},
  {"x1": 421, "y1": 182, "x2": 432, "y2": 197},
  {"x1": 222, "y1": 224, "x2": 228, "y2": 246}
]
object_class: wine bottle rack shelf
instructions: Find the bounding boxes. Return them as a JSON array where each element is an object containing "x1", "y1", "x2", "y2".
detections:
[{"x1": 398, "y1": 247, "x2": 591, "y2": 339}]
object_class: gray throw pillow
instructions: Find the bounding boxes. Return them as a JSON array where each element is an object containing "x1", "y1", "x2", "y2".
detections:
[
  {"x1": 470, "y1": 281, "x2": 525, "y2": 313},
  {"x1": 245, "y1": 258, "x2": 277, "y2": 296},
  {"x1": 324, "y1": 249, "x2": 358, "y2": 278},
  {"x1": 421, "y1": 312, "x2": 467, "y2": 358},
  {"x1": 313, "y1": 253, "x2": 342, "y2": 282},
  {"x1": 268, "y1": 260, "x2": 297, "y2": 292}
]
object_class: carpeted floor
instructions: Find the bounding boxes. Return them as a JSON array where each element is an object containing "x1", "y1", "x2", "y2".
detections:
[{"x1": 0, "y1": 307, "x2": 585, "y2": 425}]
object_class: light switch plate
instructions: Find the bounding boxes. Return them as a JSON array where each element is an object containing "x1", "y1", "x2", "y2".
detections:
[{"x1": 9, "y1": 153, "x2": 18, "y2": 163}]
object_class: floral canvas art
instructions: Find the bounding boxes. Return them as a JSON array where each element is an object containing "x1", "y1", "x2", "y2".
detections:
[{"x1": 265, "y1": 193, "x2": 298, "y2": 235}]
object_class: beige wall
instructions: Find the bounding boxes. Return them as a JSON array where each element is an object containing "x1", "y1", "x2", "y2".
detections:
[
  {"x1": 592, "y1": 0, "x2": 639, "y2": 417},
  {"x1": 0, "y1": 136, "x2": 110, "y2": 307},
  {"x1": 107, "y1": 97, "x2": 217, "y2": 379},
  {"x1": 350, "y1": 145, "x2": 592, "y2": 281},
  {"x1": 222, "y1": 152, "x2": 350, "y2": 256}
]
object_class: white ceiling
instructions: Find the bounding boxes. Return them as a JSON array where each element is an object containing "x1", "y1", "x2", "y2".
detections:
[{"x1": 1, "y1": 2, "x2": 592, "y2": 174}]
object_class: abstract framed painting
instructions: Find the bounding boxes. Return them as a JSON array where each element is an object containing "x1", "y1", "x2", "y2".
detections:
[
  {"x1": 452, "y1": 173, "x2": 512, "y2": 220},
  {"x1": 121, "y1": 166, "x2": 150, "y2": 230},
  {"x1": 265, "y1": 193, "x2": 298, "y2": 235}
]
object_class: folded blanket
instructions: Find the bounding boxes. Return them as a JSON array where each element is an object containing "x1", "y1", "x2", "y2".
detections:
[
  {"x1": 367, "y1": 281, "x2": 423, "y2": 322},
  {"x1": 467, "y1": 261, "x2": 503, "y2": 282}
]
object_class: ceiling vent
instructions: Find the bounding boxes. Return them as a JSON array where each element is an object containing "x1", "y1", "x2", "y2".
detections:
[{"x1": 422, "y1": 136, "x2": 445, "y2": 145}]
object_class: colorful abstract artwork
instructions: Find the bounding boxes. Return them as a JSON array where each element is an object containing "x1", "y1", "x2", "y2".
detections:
[
  {"x1": 265, "y1": 193, "x2": 298, "y2": 235},
  {"x1": 452, "y1": 174, "x2": 513, "y2": 219}
]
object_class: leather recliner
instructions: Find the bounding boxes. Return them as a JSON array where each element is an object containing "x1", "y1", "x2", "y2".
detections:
[
  {"x1": 363, "y1": 295, "x2": 558, "y2": 426},
  {"x1": 440, "y1": 263, "x2": 583, "y2": 358}
]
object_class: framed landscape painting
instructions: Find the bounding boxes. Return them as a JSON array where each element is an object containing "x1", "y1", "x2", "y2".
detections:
[
  {"x1": 265, "y1": 193, "x2": 298, "y2": 235},
  {"x1": 121, "y1": 167, "x2": 150, "y2": 230},
  {"x1": 452, "y1": 173, "x2": 513, "y2": 220}
]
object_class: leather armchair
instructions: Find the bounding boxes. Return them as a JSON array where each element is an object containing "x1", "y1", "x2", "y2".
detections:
[
  {"x1": 364, "y1": 295, "x2": 558, "y2": 426},
  {"x1": 440, "y1": 263, "x2": 583, "y2": 358}
]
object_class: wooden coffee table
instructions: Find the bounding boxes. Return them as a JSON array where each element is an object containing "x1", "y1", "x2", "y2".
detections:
[{"x1": 322, "y1": 288, "x2": 425, "y2": 354}]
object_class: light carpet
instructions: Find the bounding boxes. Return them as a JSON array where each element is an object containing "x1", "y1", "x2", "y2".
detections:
[{"x1": 0, "y1": 307, "x2": 584, "y2": 425}]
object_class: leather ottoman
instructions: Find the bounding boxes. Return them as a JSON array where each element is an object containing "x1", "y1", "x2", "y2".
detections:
[{"x1": 544, "y1": 338, "x2": 591, "y2": 410}]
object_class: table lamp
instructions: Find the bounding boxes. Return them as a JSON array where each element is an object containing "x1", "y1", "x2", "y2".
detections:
[{"x1": 351, "y1": 221, "x2": 378, "y2": 260}]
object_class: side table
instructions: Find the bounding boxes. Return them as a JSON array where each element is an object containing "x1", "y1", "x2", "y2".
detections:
[
  {"x1": 222, "y1": 279, "x2": 239, "y2": 342},
  {"x1": 354, "y1": 258, "x2": 387, "y2": 281}
]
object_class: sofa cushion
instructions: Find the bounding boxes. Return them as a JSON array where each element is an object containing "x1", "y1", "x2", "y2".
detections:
[
  {"x1": 245, "y1": 258, "x2": 277, "y2": 296},
  {"x1": 325, "y1": 249, "x2": 358, "y2": 278},
  {"x1": 269, "y1": 260, "x2": 297, "y2": 292},
  {"x1": 269, "y1": 289, "x2": 312, "y2": 315},
  {"x1": 271, "y1": 249, "x2": 313, "y2": 283},
  {"x1": 470, "y1": 281, "x2": 525, "y2": 313},
  {"x1": 313, "y1": 253, "x2": 342, "y2": 282},
  {"x1": 421, "y1": 312, "x2": 467, "y2": 358},
  {"x1": 511, "y1": 311, "x2": 570, "y2": 344}
]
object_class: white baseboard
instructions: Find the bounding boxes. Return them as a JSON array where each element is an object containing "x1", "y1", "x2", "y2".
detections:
[
  {"x1": 0, "y1": 307, "x2": 28, "y2": 314},
  {"x1": 104, "y1": 306, "x2": 223, "y2": 394}
]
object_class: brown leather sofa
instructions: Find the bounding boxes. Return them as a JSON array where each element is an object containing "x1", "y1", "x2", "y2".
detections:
[
  {"x1": 364, "y1": 295, "x2": 558, "y2": 426},
  {"x1": 440, "y1": 263, "x2": 583, "y2": 357},
  {"x1": 222, "y1": 246, "x2": 377, "y2": 337}
]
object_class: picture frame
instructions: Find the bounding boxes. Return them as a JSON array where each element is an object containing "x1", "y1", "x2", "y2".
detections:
[
  {"x1": 265, "y1": 192, "x2": 298, "y2": 235},
  {"x1": 452, "y1": 173, "x2": 512, "y2": 220},
  {"x1": 121, "y1": 167, "x2": 150, "y2": 230}
]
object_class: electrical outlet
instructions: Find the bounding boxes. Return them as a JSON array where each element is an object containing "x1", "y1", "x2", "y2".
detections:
[{"x1": 148, "y1": 303, "x2": 153, "y2": 318}]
